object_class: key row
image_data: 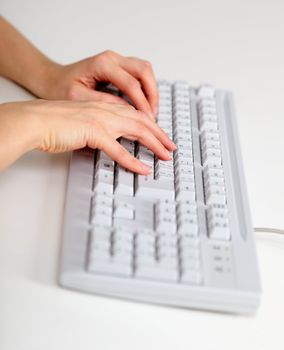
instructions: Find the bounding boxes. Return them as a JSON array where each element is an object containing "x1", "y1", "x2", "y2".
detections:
[
  {"x1": 171, "y1": 84, "x2": 196, "y2": 204},
  {"x1": 92, "y1": 190, "x2": 199, "y2": 236},
  {"x1": 197, "y1": 94, "x2": 231, "y2": 241}
]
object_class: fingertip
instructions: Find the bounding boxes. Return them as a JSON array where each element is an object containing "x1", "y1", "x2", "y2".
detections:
[
  {"x1": 165, "y1": 149, "x2": 172, "y2": 160},
  {"x1": 139, "y1": 162, "x2": 151, "y2": 175},
  {"x1": 169, "y1": 141, "x2": 177, "y2": 151},
  {"x1": 155, "y1": 149, "x2": 172, "y2": 161},
  {"x1": 163, "y1": 137, "x2": 177, "y2": 151}
]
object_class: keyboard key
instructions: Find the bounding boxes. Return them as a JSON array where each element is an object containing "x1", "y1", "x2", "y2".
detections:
[
  {"x1": 205, "y1": 185, "x2": 226, "y2": 205},
  {"x1": 135, "y1": 264, "x2": 178, "y2": 281},
  {"x1": 201, "y1": 130, "x2": 220, "y2": 144},
  {"x1": 177, "y1": 215, "x2": 198, "y2": 236},
  {"x1": 135, "y1": 176, "x2": 175, "y2": 200},
  {"x1": 94, "y1": 171, "x2": 113, "y2": 194},
  {"x1": 89, "y1": 259, "x2": 132, "y2": 276},
  {"x1": 155, "y1": 213, "x2": 176, "y2": 234},
  {"x1": 203, "y1": 164, "x2": 224, "y2": 179},
  {"x1": 96, "y1": 150, "x2": 112, "y2": 162},
  {"x1": 91, "y1": 201, "x2": 113, "y2": 226},
  {"x1": 114, "y1": 166, "x2": 134, "y2": 196},
  {"x1": 112, "y1": 235, "x2": 133, "y2": 264},
  {"x1": 90, "y1": 226, "x2": 111, "y2": 253},
  {"x1": 93, "y1": 193, "x2": 113, "y2": 208},
  {"x1": 197, "y1": 85, "x2": 215, "y2": 99},
  {"x1": 175, "y1": 182, "x2": 196, "y2": 202},
  {"x1": 180, "y1": 234, "x2": 200, "y2": 248},
  {"x1": 208, "y1": 218, "x2": 231, "y2": 240},
  {"x1": 113, "y1": 201, "x2": 134, "y2": 220}
]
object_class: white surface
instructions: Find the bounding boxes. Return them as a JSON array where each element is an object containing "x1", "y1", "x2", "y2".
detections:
[{"x1": 0, "y1": 0, "x2": 284, "y2": 349}]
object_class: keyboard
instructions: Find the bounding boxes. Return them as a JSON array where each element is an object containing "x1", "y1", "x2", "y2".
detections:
[{"x1": 59, "y1": 80, "x2": 261, "y2": 314}]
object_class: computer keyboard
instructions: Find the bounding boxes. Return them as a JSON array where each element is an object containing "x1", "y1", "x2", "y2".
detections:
[{"x1": 60, "y1": 80, "x2": 261, "y2": 314}]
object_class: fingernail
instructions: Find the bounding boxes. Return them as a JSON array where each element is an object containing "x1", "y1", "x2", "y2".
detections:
[
  {"x1": 171, "y1": 141, "x2": 177, "y2": 150},
  {"x1": 166, "y1": 140, "x2": 176, "y2": 151},
  {"x1": 165, "y1": 150, "x2": 172, "y2": 160},
  {"x1": 141, "y1": 163, "x2": 151, "y2": 174}
]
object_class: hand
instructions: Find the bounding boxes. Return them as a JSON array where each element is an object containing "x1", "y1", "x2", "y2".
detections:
[
  {"x1": 0, "y1": 100, "x2": 175, "y2": 173},
  {"x1": 40, "y1": 51, "x2": 159, "y2": 119},
  {"x1": 0, "y1": 19, "x2": 158, "y2": 118}
]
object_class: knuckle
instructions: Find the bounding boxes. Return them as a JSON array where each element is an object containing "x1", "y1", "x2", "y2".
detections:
[
  {"x1": 135, "y1": 110, "x2": 153, "y2": 123},
  {"x1": 133, "y1": 119, "x2": 146, "y2": 134},
  {"x1": 143, "y1": 60, "x2": 152, "y2": 68},
  {"x1": 141, "y1": 60, "x2": 152, "y2": 72},
  {"x1": 102, "y1": 49, "x2": 116, "y2": 59},
  {"x1": 132, "y1": 109, "x2": 144, "y2": 120},
  {"x1": 94, "y1": 50, "x2": 116, "y2": 65}
]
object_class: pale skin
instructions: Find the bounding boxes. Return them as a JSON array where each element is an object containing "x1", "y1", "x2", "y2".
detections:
[{"x1": 0, "y1": 16, "x2": 176, "y2": 173}]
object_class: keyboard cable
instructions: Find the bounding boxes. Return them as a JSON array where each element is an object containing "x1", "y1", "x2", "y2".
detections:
[{"x1": 254, "y1": 227, "x2": 284, "y2": 235}]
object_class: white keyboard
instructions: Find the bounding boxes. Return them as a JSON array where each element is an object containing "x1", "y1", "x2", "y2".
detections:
[{"x1": 60, "y1": 81, "x2": 261, "y2": 314}]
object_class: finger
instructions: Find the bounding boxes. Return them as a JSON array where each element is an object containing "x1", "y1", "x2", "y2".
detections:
[
  {"x1": 130, "y1": 111, "x2": 176, "y2": 151},
  {"x1": 106, "y1": 65, "x2": 155, "y2": 119},
  {"x1": 68, "y1": 84, "x2": 128, "y2": 105},
  {"x1": 93, "y1": 91, "x2": 128, "y2": 105},
  {"x1": 142, "y1": 119, "x2": 176, "y2": 151},
  {"x1": 115, "y1": 118, "x2": 171, "y2": 160},
  {"x1": 121, "y1": 57, "x2": 159, "y2": 116},
  {"x1": 91, "y1": 108, "x2": 172, "y2": 161},
  {"x1": 128, "y1": 125, "x2": 172, "y2": 161},
  {"x1": 101, "y1": 135, "x2": 151, "y2": 175},
  {"x1": 102, "y1": 104, "x2": 176, "y2": 151}
]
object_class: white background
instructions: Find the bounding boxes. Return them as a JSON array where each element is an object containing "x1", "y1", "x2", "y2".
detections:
[{"x1": 0, "y1": 0, "x2": 284, "y2": 349}]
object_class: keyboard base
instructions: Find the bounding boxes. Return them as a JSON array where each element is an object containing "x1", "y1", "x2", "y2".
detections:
[{"x1": 59, "y1": 271, "x2": 260, "y2": 315}]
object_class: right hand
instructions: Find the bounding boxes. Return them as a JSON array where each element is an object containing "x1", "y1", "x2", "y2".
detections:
[
  {"x1": 37, "y1": 51, "x2": 160, "y2": 119},
  {"x1": 0, "y1": 100, "x2": 176, "y2": 174}
]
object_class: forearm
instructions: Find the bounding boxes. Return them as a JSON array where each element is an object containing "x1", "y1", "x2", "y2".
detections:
[
  {"x1": 0, "y1": 102, "x2": 41, "y2": 171},
  {"x1": 0, "y1": 16, "x2": 60, "y2": 98}
]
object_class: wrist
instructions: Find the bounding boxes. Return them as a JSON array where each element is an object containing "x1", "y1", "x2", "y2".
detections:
[
  {"x1": 0, "y1": 101, "x2": 42, "y2": 150},
  {"x1": 0, "y1": 101, "x2": 43, "y2": 170},
  {"x1": 28, "y1": 58, "x2": 64, "y2": 100}
]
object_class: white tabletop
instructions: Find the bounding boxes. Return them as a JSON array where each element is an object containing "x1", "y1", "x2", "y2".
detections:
[{"x1": 1, "y1": 0, "x2": 284, "y2": 349}]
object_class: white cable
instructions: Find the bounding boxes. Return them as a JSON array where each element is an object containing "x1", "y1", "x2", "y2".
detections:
[{"x1": 254, "y1": 227, "x2": 284, "y2": 235}]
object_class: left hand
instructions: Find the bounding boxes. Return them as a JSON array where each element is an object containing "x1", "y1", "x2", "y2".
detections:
[{"x1": 41, "y1": 50, "x2": 159, "y2": 119}]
